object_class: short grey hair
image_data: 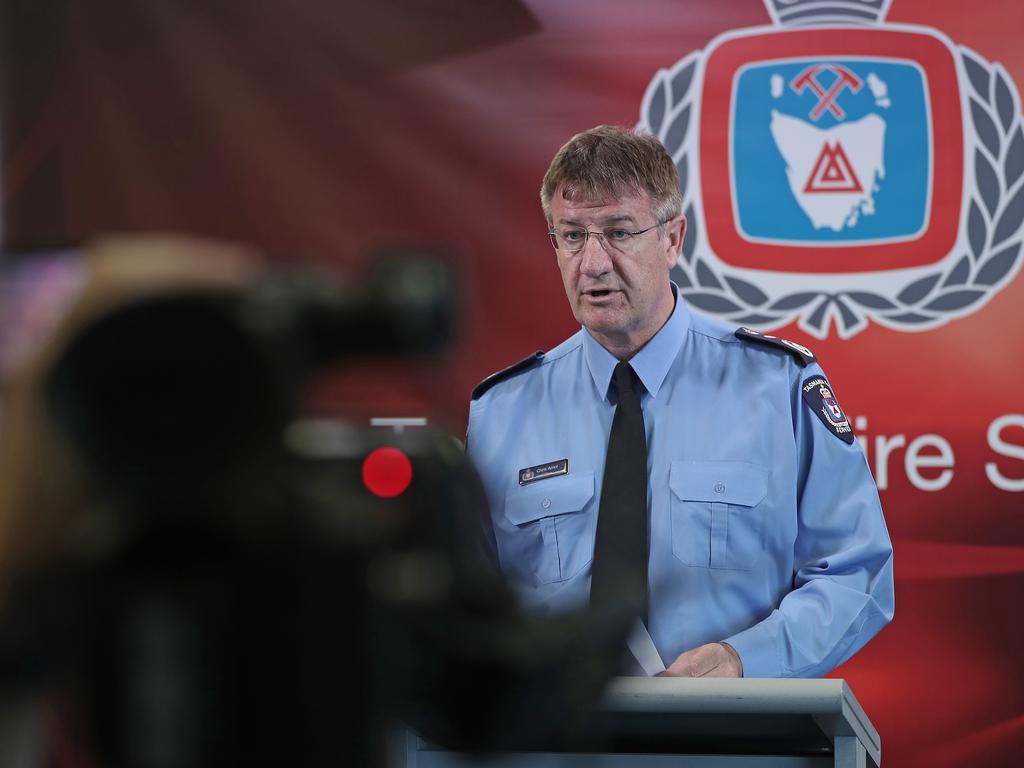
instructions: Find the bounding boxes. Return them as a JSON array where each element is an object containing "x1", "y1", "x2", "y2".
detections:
[{"x1": 540, "y1": 125, "x2": 683, "y2": 225}]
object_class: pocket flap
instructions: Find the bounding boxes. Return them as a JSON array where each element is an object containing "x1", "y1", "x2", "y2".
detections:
[
  {"x1": 670, "y1": 461, "x2": 769, "y2": 506},
  {"x1": 504, "y1": 471, "x2": 595, "y2": 525}
]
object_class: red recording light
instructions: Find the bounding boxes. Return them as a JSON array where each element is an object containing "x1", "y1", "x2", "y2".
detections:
[{"x1": 362, "y1": 447, "x2": 413, "y2": 497}]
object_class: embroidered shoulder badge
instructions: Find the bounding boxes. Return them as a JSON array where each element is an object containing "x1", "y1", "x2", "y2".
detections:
[
  {"x1": 735, "y1": 327, "x2": 816, "y2": 367},
  {"x1": 801, "y1": 376, "x2": 855, "y2": 444},
  {"x1": 471, "y1": 351, "x2": 544, "y2": 400}
]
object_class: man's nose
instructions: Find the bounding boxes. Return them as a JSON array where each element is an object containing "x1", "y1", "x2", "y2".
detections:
[{"x1": 579, "y1": 233, "x2": 613, "y2": 276}]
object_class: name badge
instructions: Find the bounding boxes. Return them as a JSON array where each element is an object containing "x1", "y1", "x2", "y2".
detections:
[{"x1": 519, "y1": 459, "x2": 569, "y2": 485}]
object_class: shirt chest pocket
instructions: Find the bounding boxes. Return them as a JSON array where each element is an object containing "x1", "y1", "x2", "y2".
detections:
[
  {"x1": 501, "y1": 471, "x2": 596, "y2": 586},
  {"x1": 669, "y1": 461, "x2": 769, "y2": 571}
]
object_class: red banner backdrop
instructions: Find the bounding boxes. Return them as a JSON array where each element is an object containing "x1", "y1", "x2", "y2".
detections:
[{"x1": 3, "y1": 1, "x2": 1023, "y2": 764}]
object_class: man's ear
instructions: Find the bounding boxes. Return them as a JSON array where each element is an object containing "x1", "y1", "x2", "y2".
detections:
[{"x1": 665, "y1": 215, "x2": 686, "y2": 267}]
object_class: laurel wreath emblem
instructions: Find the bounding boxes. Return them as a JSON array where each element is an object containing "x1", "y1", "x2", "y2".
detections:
[{"x1": 639, "y1": 46, "x2": 1024, "y2": 338}]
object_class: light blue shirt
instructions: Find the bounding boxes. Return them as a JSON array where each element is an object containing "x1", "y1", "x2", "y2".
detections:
[{"x1": 467, "y1": 285, "x2": 894, "y2": 677}]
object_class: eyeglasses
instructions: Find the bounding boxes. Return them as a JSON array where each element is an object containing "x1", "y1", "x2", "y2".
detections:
[{"x1": 548, "y1": 219, "x2": 671, "y2": 255}]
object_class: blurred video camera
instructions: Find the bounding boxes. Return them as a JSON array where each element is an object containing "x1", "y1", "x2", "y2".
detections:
[{"x1": 0, "y1": 257, "x2": 626, "y2": 768}]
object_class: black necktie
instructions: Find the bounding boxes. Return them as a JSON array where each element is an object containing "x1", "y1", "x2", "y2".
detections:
[{"x1": 590, "y1": 361, "x2": 649, "y2": 625}]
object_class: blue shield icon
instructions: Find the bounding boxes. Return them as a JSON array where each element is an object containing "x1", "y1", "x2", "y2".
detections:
[{"x1": 732, "y1": 58, "x2": 932, "y2": 245}]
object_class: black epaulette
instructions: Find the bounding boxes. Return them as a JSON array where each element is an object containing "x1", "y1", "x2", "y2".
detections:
[
  {"x1": 471, "y1": 351, "x2": 544, "y2": 400},
  {"x1": 735, "y1": 327, "x2": 816, "y2": 367}
]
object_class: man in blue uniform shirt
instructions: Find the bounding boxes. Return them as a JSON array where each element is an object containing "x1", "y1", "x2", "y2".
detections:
[{"x1": 466, "y1": 125, "x2": 894, "y2": 678}]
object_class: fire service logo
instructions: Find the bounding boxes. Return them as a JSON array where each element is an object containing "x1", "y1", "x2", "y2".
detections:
[{"x1": 639, "y1": 0, "x2": 1024, "y2": 338}]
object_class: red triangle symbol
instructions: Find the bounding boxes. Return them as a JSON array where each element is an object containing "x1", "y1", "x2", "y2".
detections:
[{"x1": 803, "y1": 141, "x2": 863, "y2": 193}]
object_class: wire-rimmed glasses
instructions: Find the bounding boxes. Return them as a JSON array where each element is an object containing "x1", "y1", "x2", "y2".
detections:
[{"x1": 548, "y1": 219, "x2": 671, "y2": 254}]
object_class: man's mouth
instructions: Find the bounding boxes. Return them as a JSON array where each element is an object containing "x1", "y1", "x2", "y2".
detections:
[{"x1": 584, "y1": 288, "x2": 615, "y2": 298}]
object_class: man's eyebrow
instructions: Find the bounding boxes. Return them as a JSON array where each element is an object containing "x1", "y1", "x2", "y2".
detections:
[
  {"x1": 597, "y1": 214, "x2": 640, "y2": 227},
  {"x1": 555, "y1": 214, "x2": 639, "y2": 227},
  {"x1": 554, "y1": 216, "x2": 585, "y2": 227}
]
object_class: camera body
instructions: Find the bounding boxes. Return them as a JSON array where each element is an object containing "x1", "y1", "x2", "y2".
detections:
[{"x1": 1, "y1": 261, "x2": 625, "y2": 767}]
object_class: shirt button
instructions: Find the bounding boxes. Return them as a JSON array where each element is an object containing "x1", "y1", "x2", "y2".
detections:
[
  {"x1": 542, "y1": 498, "x2": 552, "y2": 509},
  {"x1": 714, "y1": 482, "x2": 726, "y2": 494}
]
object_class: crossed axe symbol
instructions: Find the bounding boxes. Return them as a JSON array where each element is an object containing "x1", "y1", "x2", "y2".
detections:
[{"x1": 790, "y1": 64, "x2": 863, "y2": 121}]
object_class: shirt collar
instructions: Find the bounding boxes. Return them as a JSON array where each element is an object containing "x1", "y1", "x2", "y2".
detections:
[{"x1": 582, "y1": 282, "x2": 691, "y2": 402}]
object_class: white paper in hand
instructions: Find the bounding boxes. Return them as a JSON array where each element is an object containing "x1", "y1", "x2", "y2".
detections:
[{"x1": 626, "y1": 618, "x2": 666, "y2": 676}]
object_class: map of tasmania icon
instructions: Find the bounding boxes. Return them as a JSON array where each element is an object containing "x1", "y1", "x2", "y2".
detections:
[
  {"x1": 638, "y1": 0, "x2": 1024, "y2": 338},
  {"x1": 701, "y1": 27, "x2": 962, "y2": 273}
]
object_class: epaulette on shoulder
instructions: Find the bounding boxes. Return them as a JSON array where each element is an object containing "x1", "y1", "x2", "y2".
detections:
[
  {"x1": 735, "y1": 327, "x2": 816, "y2": 367},
  {"x1": 471, "y1": 351, "x2": 545, "y2": 400}
]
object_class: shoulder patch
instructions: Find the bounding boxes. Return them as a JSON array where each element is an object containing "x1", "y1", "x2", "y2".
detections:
[
  {"x1": 801, "y1": 375, "x2": 855, "y2": 444},
  {"x1": 471, "y1": 351, "x2": 544, "y2": 400},
  {"x1": 735, "y1": 327, "x2": 816, "y2": 367}
]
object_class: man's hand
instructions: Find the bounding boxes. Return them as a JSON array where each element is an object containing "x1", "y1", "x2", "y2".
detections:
[{"x1": 658, "y1": 642, "x2": 743, "y2": 678}]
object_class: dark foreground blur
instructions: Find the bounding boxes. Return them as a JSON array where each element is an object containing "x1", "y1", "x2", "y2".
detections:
[{"x1": 0, "y1": 238, "x2": 626, "y2": 768}]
